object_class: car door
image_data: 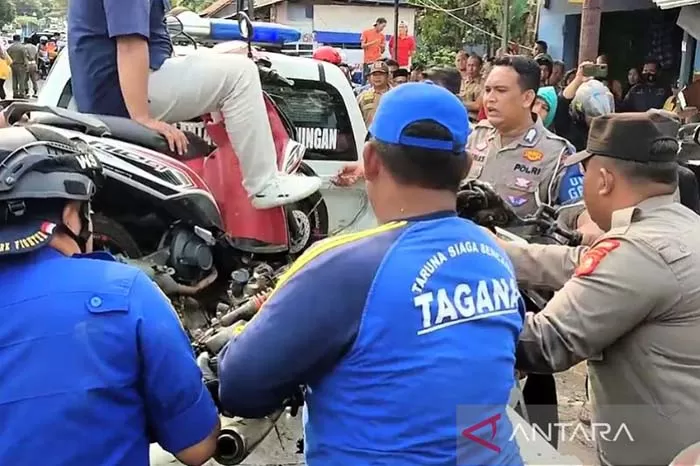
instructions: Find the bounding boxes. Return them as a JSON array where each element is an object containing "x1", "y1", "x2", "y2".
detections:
[{"x1": 263, "y1": 77, "x2": 375, "y2": 235}]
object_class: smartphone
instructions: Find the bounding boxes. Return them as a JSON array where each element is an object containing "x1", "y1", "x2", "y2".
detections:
[
  {"x1": 582, "y1": 63, "x2": 608, "y2": 79},
  {"x1": 678, "y1": 89, "x2": 688, "y2": 110}
]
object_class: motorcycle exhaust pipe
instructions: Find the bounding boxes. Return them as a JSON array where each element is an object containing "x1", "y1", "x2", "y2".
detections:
[{"x1": 214, "y1": 410, "x2": 283, "y2": 465}]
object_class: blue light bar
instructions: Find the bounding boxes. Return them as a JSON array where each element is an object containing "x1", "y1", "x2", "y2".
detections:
[{"x1": 210, "y1": 19, "x2": 301, "y2": 44}]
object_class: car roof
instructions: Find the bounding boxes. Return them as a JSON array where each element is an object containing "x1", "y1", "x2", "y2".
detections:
[{"x1": 173, "y1": 44, "x2": 328, "y2": 82}]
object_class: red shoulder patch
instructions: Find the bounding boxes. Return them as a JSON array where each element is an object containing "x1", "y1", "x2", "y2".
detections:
[{"x1": 574, "y1": 240, "x2": 621, "y2": 277}]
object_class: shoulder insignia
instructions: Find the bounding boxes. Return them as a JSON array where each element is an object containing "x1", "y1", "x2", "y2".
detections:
[
  {"x1": 523, "y1": 149, "x2": 543, "y2": 162},
  {"x1": 574, "y1": 240, "x2": 621, "y2": 277},
  {"x1": 476, "y1": 141, "x2": 488, "y2": 151},
  {"x1": 524, "y1": 128, "x2": 538, "y2": 144}
]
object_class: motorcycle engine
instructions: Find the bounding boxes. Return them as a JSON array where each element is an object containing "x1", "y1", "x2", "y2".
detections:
[{"x1": 167, "y1": 225, "x2": 214, "y2": 284}]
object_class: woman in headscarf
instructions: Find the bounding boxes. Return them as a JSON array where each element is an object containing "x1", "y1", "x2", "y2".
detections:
[{"x1": 533, "y1": 86, "x2": 558, "y2": 130}]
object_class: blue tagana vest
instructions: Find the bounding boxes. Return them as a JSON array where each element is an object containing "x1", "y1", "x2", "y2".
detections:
[{"x1": 303, "y1": 215, "x2": 525, "y2": 466}]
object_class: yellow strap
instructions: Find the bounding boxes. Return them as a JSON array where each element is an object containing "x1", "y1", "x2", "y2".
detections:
[{"x1": 233, "y1": 221, "x2": 407, "y2": 334}]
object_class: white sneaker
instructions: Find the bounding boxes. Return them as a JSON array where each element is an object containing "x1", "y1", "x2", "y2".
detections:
[{"x1": 251, "y1": 174, "x2": 322, "y2": 209}]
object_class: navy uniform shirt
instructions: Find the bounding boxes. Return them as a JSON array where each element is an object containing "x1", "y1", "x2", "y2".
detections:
[
  {"x1": 0, "y1": 248, "x2": 218, "y2": 465},
  {"x1": 68, "y1": 0, "x2": 173, "y2": 117},
  {"x1": 218, "y1": 212, "x2": 524, "y2": 465}
]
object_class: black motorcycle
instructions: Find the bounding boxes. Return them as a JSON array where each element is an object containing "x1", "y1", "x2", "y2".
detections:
[{"x1": 457, "y1": 179, "x2": 583, "y2": 449}]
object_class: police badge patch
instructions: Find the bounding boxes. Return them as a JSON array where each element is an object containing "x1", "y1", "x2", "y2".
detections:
[
  {"x1": 524, "y1": 128, "x2": 537, "y2": 144},
  {"x1": 507, "y1": 196, "x2": 527, "y2": 207},
  {"x1": 513, "y1": 177, "x2": 532, "y2": 189}
]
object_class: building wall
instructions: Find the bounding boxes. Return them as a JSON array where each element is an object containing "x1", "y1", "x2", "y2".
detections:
[
  {"x1": 209, "y1": 0, "x2": 416, "y2": 65},
  {"x1": 537, "y1": 0, "x2": 656, "y2": 62},
  {"x1": 312, "y1": 4, "x2": 415, "y2": 35}
]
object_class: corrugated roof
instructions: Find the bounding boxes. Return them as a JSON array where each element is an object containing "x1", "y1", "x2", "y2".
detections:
[
  {"x1": 653, "y1": 0, "x2": 700, "y2": 9},
  {"x1": 200, "y1": 0, "x2": 232, "y2": 17}
]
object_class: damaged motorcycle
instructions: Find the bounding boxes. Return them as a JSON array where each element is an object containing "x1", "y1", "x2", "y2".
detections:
[
  {"x1": 0, "y1": 12, "x2": 323, "y2": 464},
  {"x1": 457, "y1": 179, "x2": 583, "y2": 449}
]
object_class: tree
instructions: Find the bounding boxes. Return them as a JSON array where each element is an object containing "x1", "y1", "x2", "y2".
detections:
[
  {"x1": 414, "y1": 0, "x2": 535, "y2": 67},
  {"x1": 0, "y1": 0, "x2": 16, "y2": 28},
  {"x1": 15, "y1": 0, "x2": 42, "y2": 17},
  {"x1": 171, "y1": 0, "x2": 217, "y2": 13}
]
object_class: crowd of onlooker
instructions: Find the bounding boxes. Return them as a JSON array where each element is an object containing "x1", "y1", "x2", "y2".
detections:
[{"x1": 0, "y1": 33, "x2": 63, "y2": 100}]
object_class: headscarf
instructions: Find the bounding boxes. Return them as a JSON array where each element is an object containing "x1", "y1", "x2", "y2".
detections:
[{"x1": 536, "y1": 86, "x2": 558, "y2": 127}]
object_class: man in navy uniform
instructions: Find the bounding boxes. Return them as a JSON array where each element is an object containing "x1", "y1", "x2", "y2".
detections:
[
  {"x1": 0, "y1": 127, "x2": 219, "y2": 465},
  {"x1": 218, "y1": 83, "x2": 525, "y2": 466}
]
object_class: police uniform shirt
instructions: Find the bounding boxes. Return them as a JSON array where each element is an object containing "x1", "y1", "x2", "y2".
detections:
[
  {"x1": 465, "y1": 116, "x2": 575, "y2": 216},
  {"x1": 218, "y1": 212, "x2": 524, "y2": 466},
  {"x1": 501, "y1": 195, "x2": 700, "y2": 466},
  {"x1": 0, "y1": 247, "x2": 219, "y2": 464}
]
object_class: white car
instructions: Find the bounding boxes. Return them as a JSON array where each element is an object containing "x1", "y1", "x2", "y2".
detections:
[{"x1": 38, "y1": 45, "x2": 376, "y2": 244}]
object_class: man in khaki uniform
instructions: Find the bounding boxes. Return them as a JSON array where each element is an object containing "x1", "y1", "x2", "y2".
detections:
[
  {"x1": 499, "y1": 112, "x2": 700, "y2": 466},
  {"x1": 457, "y1": 53, "x2": 484, "y2": 122},
  {"x1": 466, "y1": 55, "x2": 575, "y2": 219},
  {"x1": 357, "y1": 61, "x2": 391, "y2": 126},
  {"x1": 6, "y1": 35, "x2": 29, "y2": 99}
]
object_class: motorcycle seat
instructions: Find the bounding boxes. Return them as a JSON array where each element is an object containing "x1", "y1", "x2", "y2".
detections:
[{"x1": 94, "y1": 114, "x2": 212, "y2": 161}]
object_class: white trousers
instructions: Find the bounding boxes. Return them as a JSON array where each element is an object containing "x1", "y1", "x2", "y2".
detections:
[{"x1": 148, "y1": 52, "x2": 277, "y2": 196}]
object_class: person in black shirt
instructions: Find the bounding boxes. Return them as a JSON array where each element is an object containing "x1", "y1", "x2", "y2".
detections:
[
  {"x1": 621, "y1": 60, "x2": 671, "y2": 112},
  {"x1": 553, "y1": 62, "x2": 614, "y2": 151}
]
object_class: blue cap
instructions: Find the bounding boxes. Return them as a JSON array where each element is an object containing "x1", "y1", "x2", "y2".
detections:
[{"x1": 368, "y1": 82, "x2": 470, "y2": 153}]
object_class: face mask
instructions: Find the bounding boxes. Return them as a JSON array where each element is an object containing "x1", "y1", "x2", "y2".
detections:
[{"x1": 642, "y1": 72, "x2": 657, "y2": 83}]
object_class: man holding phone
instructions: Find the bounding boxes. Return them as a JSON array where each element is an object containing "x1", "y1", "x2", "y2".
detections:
[{"x1": 621, "y1": 60, "x2": 671, "y2": 112}]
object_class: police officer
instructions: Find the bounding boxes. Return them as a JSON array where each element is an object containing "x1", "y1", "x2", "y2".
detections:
[
  {"x1": 467, "y1": 55, "x2": 575, "y2": 218},
  {"x1": 357, "y1": 61, "x2": 392, "y2": 126},
  {"x1": 498, "y1": 111, "x2": 700, "y2": 466},
  {"x1": 218, "y1": 83, "x2": 525, "y2": 466},
  {"x1": 0, "y1": 126, "x2": 220, "y2": 465},
  {"x1": 6, "y1": 34, "x2": 29, "y2": 99}
]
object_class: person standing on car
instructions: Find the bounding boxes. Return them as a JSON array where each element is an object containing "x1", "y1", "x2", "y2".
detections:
[
  {"x1": 218, "y1": 82, "x2": 524, "y2": 466},
  {"x1": 0, "y1": 126, "x2": 220, "y2": 465},
  {"x1": 23, "y1": 38, "x2": 39, "y2": 98},
  {"x1": 466, "y1": 55, "x2": 576, "y2": 217},
  {"x1": 357, "y1": 61, "x2": 392, "y2": 126},
  {"x1": 7, "y1": 35, "x2": 29, "y2": 99},
  {"x1": 360, "y1": 18, "x2": 387, "y2": 83},
  {"x1": 67, "y1": 0, "x2": 321, "y2": 211},
  {"x1": 388, "y1": 21, "x2": 415, "y2": 68},
  {"x1": 495, "y1": 111, "x2": 700, "y2": 466}
]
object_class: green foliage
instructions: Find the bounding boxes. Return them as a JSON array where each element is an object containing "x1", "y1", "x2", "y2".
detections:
[
  {"x1": 0, "y1": 0, "x2": 15, "y2": 27},
  {"x1": 171, "y1": 0, "x2": 216, "y2": 13},
  {"x1": 414, "y1": 0, "x2": 535, "y2": 67},
  {"x1": 15, "y1": 15, "x2": 40, "y2": 26}
]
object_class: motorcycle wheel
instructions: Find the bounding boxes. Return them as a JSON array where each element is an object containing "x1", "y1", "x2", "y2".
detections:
[
  {"x1": 286, "y1": 171, "x2": 328, "y2": 255},
  {"x1": 92, "y1": 214, "x2": 143, "y2": 258}
]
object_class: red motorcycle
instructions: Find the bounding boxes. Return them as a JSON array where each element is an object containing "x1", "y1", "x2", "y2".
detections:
[{"x1": 3, "y1": 60, "x2": 317, "y2": 295}]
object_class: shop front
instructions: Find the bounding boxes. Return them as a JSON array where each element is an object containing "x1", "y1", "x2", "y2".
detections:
[{"x1": 537, "y1": 0, "x2": 684, "y2": 89}]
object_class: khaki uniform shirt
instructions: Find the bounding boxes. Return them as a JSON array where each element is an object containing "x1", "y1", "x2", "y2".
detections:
[
  {"x1": 465, "y1": 117, "x2": 574, "y2": 218},
  {"x1": 459, "y1": 76, "x2": 483, "y2": 121},
  {"x1": 357, "y1": 87, "x2": 390, "y2": 126},
  {"x1": 6, "y1": 42, "x2": 29, "y2": 66},
  {"x1": 502, "y1": 195, "x2": 700, "y2": 466}
]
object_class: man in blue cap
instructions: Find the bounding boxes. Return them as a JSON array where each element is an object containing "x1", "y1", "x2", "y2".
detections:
[{"x1": 217, "y1": 83, "x2": 525, "y2": 466}]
